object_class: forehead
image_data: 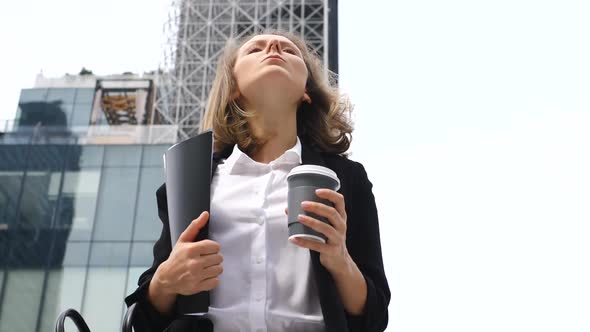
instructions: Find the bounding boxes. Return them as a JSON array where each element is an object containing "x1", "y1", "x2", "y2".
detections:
[{"x1": 242, "y1": 34, "x2": 299, "y2": 49}]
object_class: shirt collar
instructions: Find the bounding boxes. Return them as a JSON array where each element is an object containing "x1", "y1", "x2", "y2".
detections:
[{"x1": 224, "y1": 136, "x2": 302, "y2": 174}]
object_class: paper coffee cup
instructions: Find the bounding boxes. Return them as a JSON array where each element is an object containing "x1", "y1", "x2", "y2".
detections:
[{"x1": 287, "y1": 165, "x2": 340, "y2": 243}]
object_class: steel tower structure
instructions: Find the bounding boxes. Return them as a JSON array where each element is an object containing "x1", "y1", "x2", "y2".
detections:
[{"x1": 154, "y1": 0, "x2": 338, "y2": 140}]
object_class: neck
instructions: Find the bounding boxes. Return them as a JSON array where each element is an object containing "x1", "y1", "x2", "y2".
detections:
[{"x1": 245, "y1": 99, "x2": 299, "y2": 164}]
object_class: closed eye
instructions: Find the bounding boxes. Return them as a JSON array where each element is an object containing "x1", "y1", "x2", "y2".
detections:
[
  {"x1": 248, "y1": 47, "x2": 262, "y2": 54},
  {"x1": 284, "y1": 49, "x2": 297, "y2": 55}
]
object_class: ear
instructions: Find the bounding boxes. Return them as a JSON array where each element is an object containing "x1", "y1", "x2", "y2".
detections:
[{"x1": 302, "y1": 92, "x2": 312, "y2": 104}]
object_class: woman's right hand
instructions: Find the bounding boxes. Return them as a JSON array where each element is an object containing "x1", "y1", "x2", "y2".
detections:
[{"x1": 152, "y1": 211, "x2": 223, "y2": 296}]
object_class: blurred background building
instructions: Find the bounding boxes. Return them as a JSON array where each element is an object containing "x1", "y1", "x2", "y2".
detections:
[{"x1": 0, "y1": 0, "x2": 338, "y2": 330}]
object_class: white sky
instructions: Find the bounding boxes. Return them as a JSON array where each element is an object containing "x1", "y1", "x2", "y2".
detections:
[{"x1": 1, "y1": 1, "x2": 589, "y2": 331}]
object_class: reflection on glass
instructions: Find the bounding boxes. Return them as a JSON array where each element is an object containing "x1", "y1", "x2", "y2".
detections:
[
  {"x1": 18, "y1": 171, "x2": 61, "y2": 229},
  {"x1": 141, "y1": 145, "x2": 169, "y2": 167},
  {"x1": 0, "y1": 171, "x2": 24, "y2": 227},
  {"x1": 130, "y1": 242, "x2": 154, "y2": 267},
  {"x1": 46, "y1": 88, "x2": 76, "y2": 104},
  {"x1": 71, "y1": 103, "x2": 92, "y2": 126},
  {"x1": 89, "y1": 242, "x2": 130, "y2": 267},
  {"x1": 0, "y1": 271, "x2": 4, "y2": 301},
  {"x1": 133, "y1": 167, "x2": 165, "y2": 241},
  {"x1": 57, "y1": 170, "x2": 101, "y2": 240},
  {"x1": 104, "y1": 146, "x2": 142, "y2": 167},
  {"x1": 0, "y1": 270, "x2": 45, "y2": 331},
  {"x1": 82, "y1": 268, "x2": 127, "y2": 332},
  {"x1": 18, "y1": 88, "x2": 48, "y2": 103},
  {"x1": 83, "y1": 242, "x2": 130, "y2": 332},
  {"x1": 75, "y1": 146, "x2": 104, "y2": 168},
  {"x1": 93, "y1": 167, "x2": 139, "y2": 241},
  {"x1": 82, "y1": 267, "x2": 127, "y2": 331},
  {"x1": 126, "y1": 267, "x2": 148, "y2": 300},
  {"x1": 61, "y1": 241, "x2": 90, "y2": 267},
  {"x1": 74, "y1": 88, "x2": 95, "y2": 105},
  {"x1": 38, "y1": 268, "x2": 86, "y2": 332}
]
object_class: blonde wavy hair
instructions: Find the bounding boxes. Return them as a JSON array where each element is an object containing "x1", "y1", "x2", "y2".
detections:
[{"x1": 200, "y1": 30, "x2": 353, "y2": 157}]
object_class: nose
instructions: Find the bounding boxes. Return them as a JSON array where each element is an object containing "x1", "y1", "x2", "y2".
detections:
[{"x1": 267, "y1": 39, "x2": 282, "y2": 53}]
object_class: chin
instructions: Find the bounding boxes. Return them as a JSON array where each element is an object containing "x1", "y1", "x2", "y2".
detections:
[{"x1": 241, "y1": 74, "x2": 305, "y2": 99}]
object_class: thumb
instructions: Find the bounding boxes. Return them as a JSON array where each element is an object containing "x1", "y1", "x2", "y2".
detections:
[{"x1": 178, "y1": 211, "x2": 209, "y2": 243}]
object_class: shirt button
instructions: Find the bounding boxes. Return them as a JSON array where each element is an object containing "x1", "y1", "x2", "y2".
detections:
[
  {"x1": 256, "y1": 256, "x2": 264, "y2": 264},
  {"x1": 257, "y1": 216, "x2": 264, "y2": 225},
  {"x1": 255, "y1": 294, "x2": 264, "y2": 301}
]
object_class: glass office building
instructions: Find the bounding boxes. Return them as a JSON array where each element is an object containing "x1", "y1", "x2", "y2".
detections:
[{"x1": 0, "y1": 81, "x2": 174, "y2": 331}]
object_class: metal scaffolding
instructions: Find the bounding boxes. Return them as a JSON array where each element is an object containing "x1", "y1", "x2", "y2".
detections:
[{"x1": 153, "y1": 0, "x2": 334, "y2": 140}]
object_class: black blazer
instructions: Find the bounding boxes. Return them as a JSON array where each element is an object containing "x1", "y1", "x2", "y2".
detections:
[{"x1": 125, "y1": 143, "x2": 390, "y2": 332}]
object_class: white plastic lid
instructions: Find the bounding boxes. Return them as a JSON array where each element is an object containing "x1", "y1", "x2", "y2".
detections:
[{"x1": 287, "y1": 165, "x2": 340, "y2": 190}]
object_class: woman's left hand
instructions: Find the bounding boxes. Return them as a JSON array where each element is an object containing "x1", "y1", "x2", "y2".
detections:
[{"x1": 287, "y1": 188, "x2": 353, "y2": 276}]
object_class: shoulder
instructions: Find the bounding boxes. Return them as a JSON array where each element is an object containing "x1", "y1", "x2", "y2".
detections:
[
  {"x1": 321, "y1": 152, "x2": 368, "y2": 178},
  {"x1": 319, "y1": 152, "x2": 372, "y2": 190}
]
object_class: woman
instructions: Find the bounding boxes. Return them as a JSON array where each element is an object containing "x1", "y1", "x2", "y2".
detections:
[{"x1": 126, "y1": 30, "x2": 390, "y2": 332}]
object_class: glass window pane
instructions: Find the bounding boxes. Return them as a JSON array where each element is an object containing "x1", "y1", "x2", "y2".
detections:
[
  {"x1": 126, "y1": 267, "x2": 147, "y2": 297},
  {"x1": 68, "y1": 145, "x2": 104, "y2": 168},
  {"x1": 19, "y1": 88, "x2": 48, "y2": 103},
  {"x1": 39, "y1": 268, "x2": 86, "y2": 332},
  {"x1": 57, "y1": 169, "x2": 101, "y2": 240},
  {"x1": 141, "y1": 145, "x2": 169, "y2": 167},
  {"x1": 82, "y1": 267, "x2": 127, "y2": 332},
  {"x1": 89, "y1": 242, "x2": 130, "y2": 267},
  {"x1": 130, "y1": 242, "x2": 154, "y2": 267},
  {"x1": 0, "y1": 145, "x2": 29, "y2": 170},
  {"x1": 71, "y1": 103, "x2": 92, "y2": 127},
  {"x1": 133, "y1": 167, "x2": 165, "y2": 241},
  {"x1": 18, "y1": 101, "x2": 69, "y2": 127},
  {"x1": 0, "y1": 171, "x2": 23, "y2": 227},
  {"x1": 18, "y1": 171, "x2": 61, "y2": 229},
  {"x1": 93, "y1": 167, "x2": 139, "y2": 241},
  {"x1": 0, "y1": 232, "x2": 6, "y2": 268},
  {"x1": 0, "y1": 270, "x2": 4, "y2": 299},
  {"x1": 27, "y1": 145, "x2": 68, "y2": 171},
  {"x1": 60, "y1": 241, "x2": 90, "y2": 267},
  {"x1": 104, "y1": 146, "x2": 141, "y2": 167},
  {"x1": 47, "y1": 88, "x2": 76, "y2": 104},
  {"x1": 74, "y1": 88, "x2": 95, "y2": 105},
  {"x1": 8, "y1": 229, "x2": 54, "y2": 268},
  {"x1": 0, "y1": 270, "x2": 45, "y2": 332},
  {"x1": 59, "y1": 103, "x2": 74, "y2": 126}
]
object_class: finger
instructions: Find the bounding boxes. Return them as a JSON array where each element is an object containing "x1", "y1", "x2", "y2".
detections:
[
  {"x1": 200, "y1": 264, "x2": 223, "y2": 280},
  {"x1": 284, "y1": 207, "x2": 288, "y2": 215},
  {"x1": 200, "y1": 253, "x2": 223, "y2": 268},
  {"x1": 199, "y1": 277, "x2": 220, "y2": 291},
  {"x1": 290, "y1": 237, "x2": 328, "y2": 253},
  {"x1": 315, "y1": 189, "x2": 347, "y2": 220},
  {"x1": 178, "y1": 211, "x2": 209, "y2": 243},
  {"x1": 297, "y1": 214, "x2": 339, "y2": 241},
  {"x1": 301, "y1": 201, "x2": 344, "y2": 232},
  {"x1": 192, "y1": 239, "x2": 221, "y2": 255}
]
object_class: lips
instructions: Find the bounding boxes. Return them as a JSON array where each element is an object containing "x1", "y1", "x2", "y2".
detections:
[{"x1": 263, "y1": 55, "x2": 285, "y2": 62}]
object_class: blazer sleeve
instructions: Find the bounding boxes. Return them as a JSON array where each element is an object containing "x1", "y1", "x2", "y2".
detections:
[
  {"x1": 124, "y1": 184, "x2": 176, "y2": 332},
  {"x1": 345, "y1": 162, "x2": 391, "y2": 332}
]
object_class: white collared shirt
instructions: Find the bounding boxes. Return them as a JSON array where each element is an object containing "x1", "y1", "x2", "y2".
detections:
[{"x1": 204, "y1": 137, "x2": 325, "y2": 332}]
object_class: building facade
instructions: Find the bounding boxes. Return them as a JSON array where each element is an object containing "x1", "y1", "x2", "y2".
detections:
[{"x1": 0, "y1": 75, "x2": 174, "y2": 331}]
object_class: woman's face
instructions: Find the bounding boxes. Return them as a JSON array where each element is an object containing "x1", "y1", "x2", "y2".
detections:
[{"x1": 233, "y1": 34, "x2": 308, "y2": 103}]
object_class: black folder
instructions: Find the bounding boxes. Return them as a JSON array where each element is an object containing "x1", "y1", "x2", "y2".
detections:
[{"x1": 163, "y1": 130, "x2": 213, "y2": 314}]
